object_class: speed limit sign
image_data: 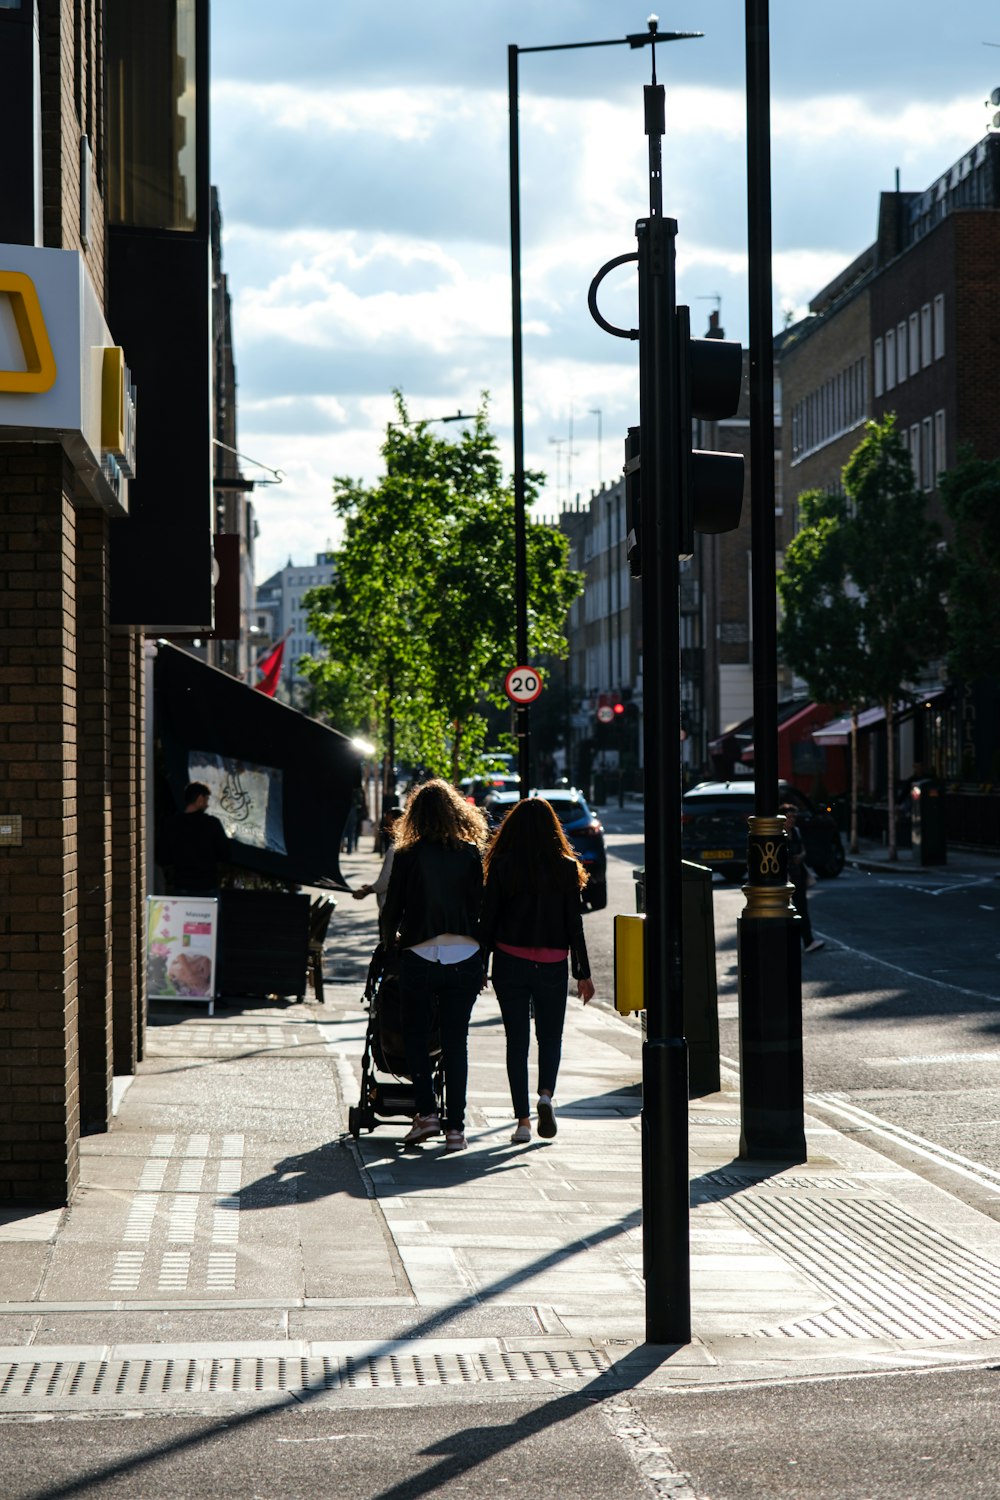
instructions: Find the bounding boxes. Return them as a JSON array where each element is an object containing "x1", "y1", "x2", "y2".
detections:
[{"x1": 504, "y1": 665, "x2": 543, "y2": 705}]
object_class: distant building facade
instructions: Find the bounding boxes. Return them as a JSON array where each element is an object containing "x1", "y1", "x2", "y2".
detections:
[{"x1": 254, "y1": 552, "x2": 336, "y2": 700}]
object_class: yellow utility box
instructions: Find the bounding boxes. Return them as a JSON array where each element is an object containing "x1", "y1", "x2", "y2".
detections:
[{"x1": 614, "y1": 913, "x2": 645, "y2": 1014}]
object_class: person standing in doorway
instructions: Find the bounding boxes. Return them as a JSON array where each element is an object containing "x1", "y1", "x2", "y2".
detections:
[
  {"x1": 782, "y1": 802, "x2": 824, "y2": 953},
  {"x1": 478, "y1": 796, "x2": 595, "y2": 1144},
  {"x1": 163, "y1": 782, "x2": 228, "y2": 895},
  {"x1": 380, "y1": 780, "x2": 487, "y2": 1152}
]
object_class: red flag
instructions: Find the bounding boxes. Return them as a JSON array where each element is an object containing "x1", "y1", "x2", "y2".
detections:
[{"x1": 254, "y1": 634, "x2": 288, "y2": 696}]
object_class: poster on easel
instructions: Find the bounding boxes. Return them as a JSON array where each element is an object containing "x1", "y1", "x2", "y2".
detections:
[{"x1": 146, "y1": 896, "x2": 218, "y2": 1014}]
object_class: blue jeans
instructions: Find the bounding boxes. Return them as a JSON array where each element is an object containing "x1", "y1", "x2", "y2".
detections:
[
  {"x1": 399, "y1": 949, "x2": 482, "y2": 1132},
  {"x1": 492, "y1": 950, "x2": 568, "y2": 1120}
]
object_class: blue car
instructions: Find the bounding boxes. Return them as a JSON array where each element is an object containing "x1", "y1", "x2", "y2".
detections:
[{"x1": 482, "y1": 787, "x2": 608, "y2": 911}]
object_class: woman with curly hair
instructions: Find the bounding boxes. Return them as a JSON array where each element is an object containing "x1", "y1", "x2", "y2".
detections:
[
  {"x1": 478, "y1": 796, "x2": 594, "y2": 1144},
  {"x1": 380, "y1": 779, "x2": 488, "y2": 1152}
]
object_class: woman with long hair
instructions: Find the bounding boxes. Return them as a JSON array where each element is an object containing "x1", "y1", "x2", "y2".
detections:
[
  {"x1": 380, "y1": 779, "x2": 487, "y2": 1152},
  {"x1": 478, "y1": 796, "x2": 595, "y2": 1144}
]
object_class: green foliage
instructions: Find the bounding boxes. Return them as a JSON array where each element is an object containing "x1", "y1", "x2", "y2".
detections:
[
  {"x1": 842, "y1": 414, "x2": 949, "y2": 702},
  {"x1": 777, "y1": 488, "x2": 867, "y2": 707},
  {"x1": 779, "y1": 418, "x2": 948, "y2": 709},
  {"x1": 300, "y1": 392, "x2": 583, "y2": 782},
  {"x1": 939, "y1": 448, "x2": 1000, "y2": 683}
]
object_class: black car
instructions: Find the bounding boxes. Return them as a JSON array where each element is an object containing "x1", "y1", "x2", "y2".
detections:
[
  {"x1": 482, "y1": 787, "x2": 608, "y2": 910},
  {"x1": 681, "y1": 780, "x2": 845, "y2": 881}
]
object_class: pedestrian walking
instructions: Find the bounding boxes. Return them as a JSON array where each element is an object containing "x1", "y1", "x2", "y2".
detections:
[
  {"x1": 478, "y1": 796, "x2": 595, "y2": 1144},
  {"x1": 379, "y1": 779, "x2": 487, "y2": 1152},
  {"x1": 782, "y1": 802, "x2": 824, "y2": 953},
  {"x1": 352, "y1": 806, "x2": 403, "y2": 911}
]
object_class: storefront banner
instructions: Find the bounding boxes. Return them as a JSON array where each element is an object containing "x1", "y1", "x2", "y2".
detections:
[
  {"x1": 187, "y1": 751, "x2": 287, "y2": 855},
  {"x1": 147, "y1": 896, "x2": 218, "y2": 1011}
]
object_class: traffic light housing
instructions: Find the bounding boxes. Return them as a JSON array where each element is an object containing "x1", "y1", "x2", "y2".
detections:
[{"x1": 676, "y1": 304, "x2": 745, "y2": 558}]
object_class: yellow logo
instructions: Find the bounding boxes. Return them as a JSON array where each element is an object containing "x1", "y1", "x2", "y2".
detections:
[{"x1": 0, "y1": 271, "x2": 58, "y2": 393}]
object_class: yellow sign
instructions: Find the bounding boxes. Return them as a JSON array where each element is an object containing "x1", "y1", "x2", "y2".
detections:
[
  {"x1": 614, "y1": 913, "x2": 646, "y2": 1014},
  {"x1": 0, "y1": 271, "x2": 57, "y2": 393}
]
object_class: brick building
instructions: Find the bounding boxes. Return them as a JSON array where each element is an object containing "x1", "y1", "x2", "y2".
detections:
[
  {"x1": 776, "y1": 132, "x2": 1000, "y2": 800},
  {"x1": 0, "y1": 0, "x2": 217, "y2": 1202}
]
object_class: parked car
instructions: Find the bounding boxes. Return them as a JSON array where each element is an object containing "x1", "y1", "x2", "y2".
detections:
[
  {"x1": 681, "y1": 780, "x2": 845, "y2": 881},
  {"x1": 482, "y1": 787, "x2": 608, "y2": 911},
  {"x1": 458, "y1": 773, "x2": 521, "y2": 805}
]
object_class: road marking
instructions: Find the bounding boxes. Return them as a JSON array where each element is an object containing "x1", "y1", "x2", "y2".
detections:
[
  {"x1": 812, "y1": 931, "x2": 1000, "y2": 1005},
  {"x1": 808, "y1": 1094, "x2": 1000, "y2": 1195}
]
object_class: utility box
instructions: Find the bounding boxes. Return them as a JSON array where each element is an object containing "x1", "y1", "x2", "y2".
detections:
[
  {"x1": 911, "y1": 779, "x2": 947, "y2": 866},
  {"x1": 630, "y1": 862, "x2": 721, "y2": 1097}
]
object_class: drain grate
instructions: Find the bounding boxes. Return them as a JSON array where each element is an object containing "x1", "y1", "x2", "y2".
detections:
[{"x1": 0, "y1": 1347, "x2": 611, "y2": 1409}]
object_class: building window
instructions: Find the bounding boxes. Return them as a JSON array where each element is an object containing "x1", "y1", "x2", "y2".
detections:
[
  {"x1": 921, "y1": 303, "x2": 932, "y2": 368},
  {"x1": 873, "y1": 337, "x2": 884, "y2": 398},
  {"x1": 896, "y1": 322, "x2": 908, "y2": 384},
  {"x1": 921, "y1": 417, "x2": 933, "y2": 492},
  {"x1": 934, "y1": 408, "x2": 946, "y2": 479},
  {"x1": 885, "y1": 328, "x2": 896, "y2": 390},
  {"x1": 908, "y1": 312, "x2": 920, "y2": 378},
  {"x1": 107, "y1": 0, "x2": 199, "y2": 231},
  {"x1": 909, "y1": 423, "x2": 921, "y2": 488},
  {"x1": 933, "y1": 293, "x2": 945, "y2": 359}
]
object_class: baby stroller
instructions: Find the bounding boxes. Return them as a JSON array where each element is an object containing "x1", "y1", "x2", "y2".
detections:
[{"x1": 347, "y1": 942, "x2": 444, "y2": 1138}]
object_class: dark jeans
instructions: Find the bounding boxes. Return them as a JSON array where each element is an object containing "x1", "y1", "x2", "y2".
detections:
[
  {"x1": 492, "y1": 950, "x2": 569, "y2": 1120},
  {"x1": 399, "y1": 949, "x2": 482, "y2": 1132}
]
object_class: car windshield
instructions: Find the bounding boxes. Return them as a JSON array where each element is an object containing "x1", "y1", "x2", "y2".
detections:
[{"x1": 543, "y1": 799, "x2": 588, "y2": 825}]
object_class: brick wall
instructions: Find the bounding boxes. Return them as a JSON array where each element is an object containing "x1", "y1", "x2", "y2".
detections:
[
  {"x1": 0, "y1": 445, "x2": 81, "y2": 1203},
  {"x1": 74, "y1": 507, "x2": 113, "y2": 1134}
]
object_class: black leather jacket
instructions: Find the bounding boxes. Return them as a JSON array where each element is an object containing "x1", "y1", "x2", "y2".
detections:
[
  {"x1": 380, "y1": 840, "x2": 484, "y2": 951},
  {"x1": 478, "y1": 857, "x2": 590, "y2": 980}
]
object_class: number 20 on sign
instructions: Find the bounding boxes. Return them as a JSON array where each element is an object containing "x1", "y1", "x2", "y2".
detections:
[{"x1": 504, "y1": 666, "x2": 543, "y2": 705}]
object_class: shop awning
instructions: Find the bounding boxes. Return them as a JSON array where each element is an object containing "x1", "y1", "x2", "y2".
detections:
[
  {"x1": 154, "y1": 643, "x2": 360, "y2": 890},
  {"x1": 811, "y1": 689, "x2": 948, "y2": 747},
  {"x1": 740, "y1": 700, "x2": 828, "y2": 763}
]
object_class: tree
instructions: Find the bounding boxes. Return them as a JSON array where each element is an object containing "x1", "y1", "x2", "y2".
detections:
[
  {"x1": 777, "y1": 489, "x2": 867, "y2": 852},
  {"x1": 938, "y1": 449, "x2": 1000, "y2": 685},
  {"x1": 842, "y1": 415, "x2": 949, "y2": 859},
  {"x1": 778, "y1": 417, "x2": 949, "y2": 860},
  {"x1": 301, "y1": 392, "x2": 583, "y2": 789}
]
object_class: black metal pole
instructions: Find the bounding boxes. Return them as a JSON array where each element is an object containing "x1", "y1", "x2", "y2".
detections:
[
  {"x1": 637, "y1": 75, "x2": 690, "y2": 1347},
  {"x1": 737, "y1": 0, "x2": 805, "y2": 1163},
  {"x1": 508, "y1": 44, "x2": 531, "y2": 797}
]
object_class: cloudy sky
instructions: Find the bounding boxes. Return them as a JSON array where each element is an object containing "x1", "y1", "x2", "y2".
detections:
[{"x1": 210, "y1": 1, "x2": 1000, "y2": 580}]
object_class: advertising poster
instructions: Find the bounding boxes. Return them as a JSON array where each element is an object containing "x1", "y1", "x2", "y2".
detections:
[
  {"x1": 187, "y1": 750, "x2": 287, "y2": 856},
  {"x1": 146, "y1": 896, "x2": 218, "y2": 1014}
]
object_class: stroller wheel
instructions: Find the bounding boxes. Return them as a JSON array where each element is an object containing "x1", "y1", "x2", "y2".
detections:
[{"x1": 348, "y1": 1106, "x2": 363, "y2": 1140}]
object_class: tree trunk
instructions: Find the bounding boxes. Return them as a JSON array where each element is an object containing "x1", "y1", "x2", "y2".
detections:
[
  {"x1": 885, "y1": 695, "x2": 897, "y2": 861},
  {"x1": 849, "y1": 706, "x2": 859, "y2": 854},
  {"x1": 450, "y1": 720, "x2": 462, "y2": 788}
]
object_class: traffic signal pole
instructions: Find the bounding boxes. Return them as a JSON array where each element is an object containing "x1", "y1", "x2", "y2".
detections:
[{"x1": 634, "y1": 122, "x2": 691, "y2": 1344}]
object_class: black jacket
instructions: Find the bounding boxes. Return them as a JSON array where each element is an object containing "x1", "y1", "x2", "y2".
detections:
[
  {"x1": 478, "y1": 857, "x2": 590, "y2": 980},
  {"x1": 380, "y1": 840, "x2": 484, "y2": 951}
]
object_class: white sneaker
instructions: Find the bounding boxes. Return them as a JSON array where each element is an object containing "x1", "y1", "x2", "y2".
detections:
[
  {"x1": 804, "y1": 939, "x2": 825, "y2": 954},
  {"x1": 536, "y1": 1097, "x2": 557, "y2": 1139},
  {"x1": 510, "y1": 1123, "x2": 531, "y2": 1144},
  {"x1": 402, "y1": 1113, "x2": 440, "y2": 1145}
]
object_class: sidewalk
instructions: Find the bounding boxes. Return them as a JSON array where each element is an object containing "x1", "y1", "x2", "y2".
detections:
[
  {"x1": 3, "y1": 847, "x2": 1000, "y2": 1414},
  {"x1": 845, "y1": 836, "x2": 1000, "y2": 877}
]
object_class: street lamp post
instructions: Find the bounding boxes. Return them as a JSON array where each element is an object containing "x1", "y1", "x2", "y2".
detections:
[{"x1": 738, "y1": 0, "x2": 806, "y2": 1162}]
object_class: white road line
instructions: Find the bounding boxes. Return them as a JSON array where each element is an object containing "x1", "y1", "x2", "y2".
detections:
[
  {"x1": 808, "y1": 1093, "x2": 1000, "y2": 1195},
  {"x1": 813, "y1": 932, "x2": 1000, "y2": 1005},
  {"x1": 123, "y1": 1194, "x2": 157, "y2": 1242},
  {"x1": 110, "y1": 1251, "x2": 144, "y2": 1291}
]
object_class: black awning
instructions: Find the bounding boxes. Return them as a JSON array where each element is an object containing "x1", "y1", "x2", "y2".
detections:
[{"x1": 154, "y1": 643, "x2": 359, "y2": 890}]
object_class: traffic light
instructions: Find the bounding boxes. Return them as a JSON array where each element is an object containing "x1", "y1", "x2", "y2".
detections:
[{"x1": 676, "y1": 304, "x2": 745, "y2": 558}]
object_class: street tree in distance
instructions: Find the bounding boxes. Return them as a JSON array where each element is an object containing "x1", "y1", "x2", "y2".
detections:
[
  {"x1": 301, "y1": 392, "x2": 582, "y2": 792},
  {"x1": 777, "y1": 488, "x2": 867, "y2": 852},
  {"x1": 938, "y1": 449, "x2": 1000, "y2": 688},
  {"x1": 843, "y1": 414, "x2": 949, "y2": 859}
]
